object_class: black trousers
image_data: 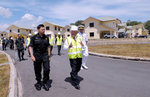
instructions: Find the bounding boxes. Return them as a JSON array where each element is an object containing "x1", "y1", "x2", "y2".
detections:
[
  {"x1": 50, "y1": 45, "x2": 53, "y2": 55},
  {"x1": 27, "y1": 47, "x2": 30, "y2": 56},
  {"x1": 17, "y1": 49, "x2": 24, "y2": 60},
  {"x1": 34, "y1": 61, "x2": 50, "y2": 84},
  {"x1": 69, "y1": 58, "x2": 82, "y2": 85},
  {"x1": 5, "y1": 43, "x2": 8, "y2": 49},
  {"x1": 57, "y1": 45, "x2": 61, "y2": 55},
  {"x1": 2, "y1": 43, "x2": 5, "y2": 50},
  {"x1": 10, "y1": 44, "x2": 14, "y2": 50}
]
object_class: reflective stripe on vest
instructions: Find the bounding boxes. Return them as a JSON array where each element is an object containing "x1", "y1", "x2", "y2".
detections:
[
  {"x1": 67, "y1": 36, "x2": 82, "y2": 59},
  {"x1": 49, "y1": 37, "x2": 54, "y2": 46},
  {"x1": 27, "y1": 38, "x2": 31, "y2": 47},
  {"x1": 56, "y1": 36, "x2": 62, "y2": 45}
]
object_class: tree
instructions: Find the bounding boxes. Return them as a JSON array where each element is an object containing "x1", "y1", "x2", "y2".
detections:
[
  {"x1": 127, "y1": 20, "x2": 142, "y2": 26},
  {"x1": 70, "y1": 20, "x2": 84, "y2": 26},
  {"x1": 144, "y1": 20, "x2": 150, "y2": 34},
  {"x1": 70, "y1": 23, "x2": 75, "y2": 25}
]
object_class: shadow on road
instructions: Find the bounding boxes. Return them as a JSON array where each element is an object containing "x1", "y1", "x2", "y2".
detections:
[{"x1": 64, "y1": 76, "x2": 84, "y2": 88}]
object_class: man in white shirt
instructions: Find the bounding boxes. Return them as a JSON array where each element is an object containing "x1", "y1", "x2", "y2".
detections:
[{"x1": 78, "y1": 25, "x2": 89, "y2": 70}]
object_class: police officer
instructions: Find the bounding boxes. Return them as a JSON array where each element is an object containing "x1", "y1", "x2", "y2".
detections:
[
  {"x1": 9, "y1": 37, "x2": 14, "y2": 50},
  {"x1": 55, "y1": 32, "x2": 63, "y2": 56},
  {"x1": 15, "y1": 34, "x2": 25, "y2": 61},
  {"x1": 29, "y1": 24, "x2": 51, "y2": 91},
  {"x1": 64, "y1": 25, "x2": 83, "y2": 90},
  {"x1": 78, "y1": 25, "x2": 89, "y2": 70}
]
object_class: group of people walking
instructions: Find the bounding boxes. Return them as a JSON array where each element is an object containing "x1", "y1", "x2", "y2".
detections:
[
  {"x1": 1, "y1": 36, "x2": 14, "y2": 50},
  {"x1": 28, "y1": 24, "x2": 89, "y2": 91},
  {"x1": 0, "y1": 24, "x2": 89, "y2": 91}
]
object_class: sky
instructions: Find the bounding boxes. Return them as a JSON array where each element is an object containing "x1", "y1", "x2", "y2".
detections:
[{"x1": 0, "y1": 0, "x2": 150, "y2": 31}]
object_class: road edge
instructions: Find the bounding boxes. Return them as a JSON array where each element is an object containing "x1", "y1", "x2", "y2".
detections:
[
  {"x1": 89, "y1": 52, "x2": 150, "y2": 62},
  {"x1": 0, "y1": 51, "x2": 23, "y2": 97}
]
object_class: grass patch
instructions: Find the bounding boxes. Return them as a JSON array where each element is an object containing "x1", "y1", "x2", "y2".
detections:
[
  {"x1": 89, "y1": 44, "x2": 150, "y2": 58},
  {"x1": 0, "y1": 65, "x2": 10, "y2": 97},
  {"x1": 0, "y1": 54, "x2": 8, "y2": 64}
]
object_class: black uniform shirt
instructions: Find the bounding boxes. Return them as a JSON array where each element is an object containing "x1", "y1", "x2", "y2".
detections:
[
  {"x1": 15, "y1": 38, "x2": 24, "y2": 50},
  {"x1": 29, "y1": 33, "x2": 50, "y2": 61}
]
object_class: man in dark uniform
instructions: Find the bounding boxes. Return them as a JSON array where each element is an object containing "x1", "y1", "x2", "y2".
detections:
[
  {"x1": 5, "y1": 38, "x2": 9, "y2": 49},
  {"x1": 9, "y1": 37, "x2": 14, "y2": 50},
  {"x1": 15, "y1": 34, "x2": 25, "y2": 61},
  {"x1": 29, "y1": 24, "x2": 51, "y2": 91}
]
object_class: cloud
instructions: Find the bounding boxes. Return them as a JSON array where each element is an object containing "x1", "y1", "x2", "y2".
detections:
[
  {"x1": 0, "y1": 6, "x2": 12, "y2": 18},
  {"x1": 0, "y1": 24, "x2": 10, "y2": 31},
  {"x1": 31, "y1": 0, "x2": 150, "y2": 25},
  {"x1": 21, "y1": 13, "x2": 35, "y2": 21},
  {"x1": 0, "y1": 0, "x2": 150, "y2": 26},
  {"x1": 14, "y1": 13, "x2": 43, "y2": 29}
]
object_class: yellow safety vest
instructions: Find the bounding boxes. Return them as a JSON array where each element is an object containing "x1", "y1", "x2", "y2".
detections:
[
  {"x1": 67, "y1": 36, "x2": 83, "y2": 59},
  {"x1": 27, "y1": 38, "x2": 31, "y2": 47},
  {"x1": 56, "y1": 36, "x2": 62, "y2": 45},
  {"x1": 49, "y1": 36, "x2": 54, "y2": 46}
]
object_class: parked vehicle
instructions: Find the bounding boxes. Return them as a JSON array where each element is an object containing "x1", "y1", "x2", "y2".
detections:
[
  {"x1": 118, "y1": 32, "x2": 125, "y2": 38},
  {"x1": 135, "y1": 35, "x2": 148, "y2": 38},
  {"x1": 104, "y1": 33, "x2": 116, "y2": 38}
]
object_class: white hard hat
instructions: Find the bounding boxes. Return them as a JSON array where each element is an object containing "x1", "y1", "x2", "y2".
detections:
[
  {"x1": 58, "y1": 32, "x2": 61, "y2": 35},
  {"x1": 78, "y1": 25, "x2": 84, "y2": 30},
  {"x1": 71, "y1": 25, "x2": 78, "y2": 31},
  {"x1": 28, "y1": 34, "x2": 32, "y2": 36},
  {"x1": 34, "y1": 31, "x2": 38, "y2": 35}
]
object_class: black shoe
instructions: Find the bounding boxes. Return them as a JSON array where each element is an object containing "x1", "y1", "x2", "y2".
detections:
[
  {"x1": 34, "y1": 82, "x2": 42, "y2": 91},
  {"x1": 22, "y1": 58, "x2": 25, "y2": 60},
  {"x1": 19, "y1": 59, "x2": 21, "y2": 61},
  {"x1": 43, "y1": 83, "x2": 49, "y2": 91},
  {"x1": 74, "y1": 85, "x2": 80, "y2": 90}
]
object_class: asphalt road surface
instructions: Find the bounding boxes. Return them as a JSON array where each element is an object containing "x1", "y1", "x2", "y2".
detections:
[{"x1": 2, "y1": 46, "x2": 150, "y2": 97}]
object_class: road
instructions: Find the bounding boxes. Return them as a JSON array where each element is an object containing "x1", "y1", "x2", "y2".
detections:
[{"x1": 2, "y1": 46, "x2": 150, "y2": 97}]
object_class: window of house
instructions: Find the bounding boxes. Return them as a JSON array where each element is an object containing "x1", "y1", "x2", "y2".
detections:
[
  {"x1": 89, "y1": 23, "x2": 94, "y2": 27},
  {"x1": 46, "y1": 26, "x2": 50, "y2": 30},
  {"x1": 1, "y1": 34, "x2": 3, "y2": 36},
  {"x1": 90, "y1": 32, "x2": 94, "y2": 37},
  {"x1": 29, "y1": 30, "x2": 31, "y2": 33},
  {"x1": 10, "y1": 30, "x2": 12, "y2": 32},
  {"x1": 67, "y1": 29, "x2": 70, "y2": 32},
  {"x1": 58, "y1": 27, "x2": 60, "y2": 31},
  {"x1": 18, "y1": 29, "x2": 20, "y2": 32},
  {"x1": 55, "y1": 26, "x2": 57, "y2": 30}
]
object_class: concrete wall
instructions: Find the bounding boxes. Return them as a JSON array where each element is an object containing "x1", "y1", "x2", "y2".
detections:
[
  {"x1": 8, "y1": 25, "x2": 33, "y2": 36},
  {"x1": 84, "y1": 19, "x2": 100, "y2": 39},
  {"x1": 44, "y1": 22, "x2": 64, "y2": 37},
  {"x1": 0, "y1": 32, "x2": 8, "y2": 39},
  {"x1": 84, "y1": 18, "x2": 118, "y2": 39}
]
